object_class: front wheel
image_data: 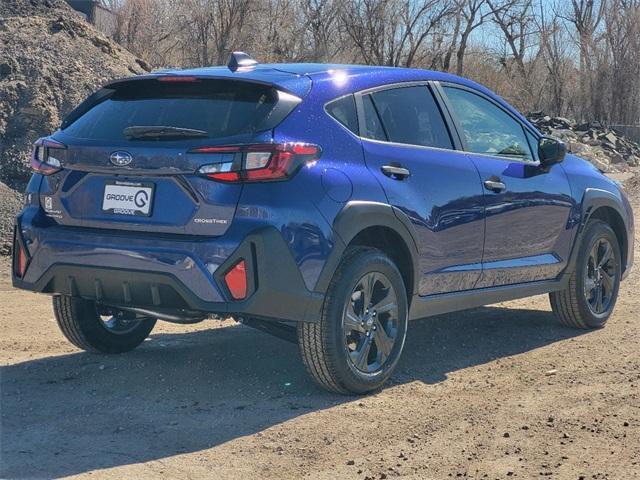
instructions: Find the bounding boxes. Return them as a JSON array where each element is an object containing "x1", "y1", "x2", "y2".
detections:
[
  {"x1": 53, "y1": 296, "x2": 157, "y2": 353},
  {"x1": 550, "y1": 220, "x2": 621, "y2": 329},
  {"x1": 298, "y1": 247, "x2": 408, "y2": 394}
]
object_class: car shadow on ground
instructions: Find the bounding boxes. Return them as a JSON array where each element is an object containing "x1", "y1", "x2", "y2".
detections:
[{"x1": 0, "y1": 306, "x2": 587, "y2": 478}]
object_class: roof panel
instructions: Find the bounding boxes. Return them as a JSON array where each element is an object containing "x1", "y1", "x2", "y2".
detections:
[{"x1": 106, "y1": 63, "x2": 528, "y2": 125}]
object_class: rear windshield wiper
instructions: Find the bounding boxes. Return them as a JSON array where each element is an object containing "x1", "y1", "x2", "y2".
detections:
[{"x1": 123, "y1": 126, "x2": 209, "y2": 140}]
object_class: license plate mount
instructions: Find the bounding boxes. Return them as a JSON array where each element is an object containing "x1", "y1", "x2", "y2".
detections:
[{"x1": 101, "y1": 181, "x2": 154, "y2": 217}]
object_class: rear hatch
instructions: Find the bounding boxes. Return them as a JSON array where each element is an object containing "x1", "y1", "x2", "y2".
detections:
[{"x1": 36, "y1": 75, "x2": 305, "y2": 235}]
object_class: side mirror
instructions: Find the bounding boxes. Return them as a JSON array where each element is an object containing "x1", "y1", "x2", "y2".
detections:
[{"x1": 538, "y1": 136, "x2": 566, "y2": 167}]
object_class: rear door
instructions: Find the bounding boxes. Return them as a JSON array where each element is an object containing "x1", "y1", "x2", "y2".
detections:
[
  {"x1": 39, "y1": 77, "x2": 300, "y2": 236},
  {"x1": 440, "y1": 84, "x2": 574, "y2": 287},
  {"x1": 356, "y1": 84, "x2": 485, "y2": 295}
]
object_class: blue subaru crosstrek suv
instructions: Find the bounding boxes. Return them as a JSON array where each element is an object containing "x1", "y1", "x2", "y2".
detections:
[{"x1": 12, "y1": 53, "x2": 634, "y2": 394}]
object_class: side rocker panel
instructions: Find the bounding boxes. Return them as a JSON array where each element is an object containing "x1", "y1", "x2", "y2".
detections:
[{"x1": 409, "y1": 187, "x2": 633, "y2": 321}]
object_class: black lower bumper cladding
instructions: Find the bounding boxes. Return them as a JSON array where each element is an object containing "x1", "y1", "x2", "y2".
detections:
[{"x1": 12, "y1": 226, "x2": 324, "y2": 323}]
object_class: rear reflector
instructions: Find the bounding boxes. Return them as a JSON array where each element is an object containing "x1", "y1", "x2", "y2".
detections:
[
  {"x1": 193, "y1": 143, "x2": 321, "y2": 183},
  {"x1": 224, "y1": 259, "x2": 247, "y2": 300},
  {"x1": 14, "y1": 240, "x2": 28, "y2": 279}
]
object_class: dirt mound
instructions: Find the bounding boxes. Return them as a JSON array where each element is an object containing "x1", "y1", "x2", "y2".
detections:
[
  {"x1": 623, "y1": 173, "x2": 640, "y2": 204},
  {"x1": 0, "y1": 0, "x2": 150, "y2": 189},
  {"x1": 0, "y1": 0, "x2": 71, "y2": 16},
  {"x1": 528, "y1": 113, "x2": 640, "y2": 173},
  {"x1": 0, "y1": 181, "x2": 23, "y2": 255}
]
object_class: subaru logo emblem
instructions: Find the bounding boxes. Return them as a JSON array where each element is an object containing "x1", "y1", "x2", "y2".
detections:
[{"x1": 110, "y1": 151, "x2": 133, "y2": 167}]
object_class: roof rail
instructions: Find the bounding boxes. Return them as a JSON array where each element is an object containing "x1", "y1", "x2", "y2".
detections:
[{"x1": 227, "y1": 52, "x2": 258, "y2": 72}]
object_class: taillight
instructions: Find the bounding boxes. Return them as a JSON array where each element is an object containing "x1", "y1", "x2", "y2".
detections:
[
  {"x1": 31, "y1": 138, "x2": 66, "y2": 175},
  {"x1": 193, "y1": 143, "x2": 321, "y2": 183},
  {"x1": 224, "y1": 259, "x2": 247, "y2": 300}
]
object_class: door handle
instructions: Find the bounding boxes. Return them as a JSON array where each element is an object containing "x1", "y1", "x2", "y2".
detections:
[
  {"x1": 381, "y1": 165, "x2": 411, "y2": 180},
  {"x1": 484, "y1": 178, "x2": 506, "y2": 193}
]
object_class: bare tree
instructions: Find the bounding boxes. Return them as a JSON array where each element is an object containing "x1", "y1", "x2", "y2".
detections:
[
  {"x1": 104, "y1": 0, "x2": 640, "y2": 126},
  {"x1": 561, "y1": 0, "x2": 607, "y2": 120},
  {"x1": 487, "y1": 0, "x2": 536, "y2": 78},
  {"x1": 110, "y1": 0, "x2": 174, "y2": 65},
  {"x1": 177, "y1": 0, "x2": 254, "y2": 66},
  {"x1": 301, "y1": 0, "x2": 345, "y2": 61},
  {"x1": 256, "y1": 0, "x2": 306, "y2": 62},
  {"x1": 341, "y1": 0, "x2": 454, "y2": 67},
  {"x1": 601, "y1": 0, "x2": 640, "y2": 124},
  {"x1": 441, "y1": 11, "x2": 461, "y2": 72},
  {"x1": 452, "y1": 0, "x2": 494, "y2": 75},
  {"x1": 486, "y1": 0, "x2": 545, "y2": 110},
  {"x1": 536, "y1": 0, "x2": 573, "y2": 115}
]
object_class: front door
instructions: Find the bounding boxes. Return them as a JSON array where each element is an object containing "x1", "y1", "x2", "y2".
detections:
[
  {"x1": 357, "y1": 84, "x2": 485, "y2": 295},
  {"x1": 441, "y1": 85, "x2": 574, "y2": 288}
]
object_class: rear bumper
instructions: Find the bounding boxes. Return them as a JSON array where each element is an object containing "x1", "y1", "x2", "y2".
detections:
[{"x1": 12, "y1": 215, "x2": 323, "y2": 322}]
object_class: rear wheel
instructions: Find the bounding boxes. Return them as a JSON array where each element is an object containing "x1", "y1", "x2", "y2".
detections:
[
  {"x1": 550, "y1": 220, "x2": 621, "y2": 329},
  {"x1": 298, "y1": 247, "x2": 408, "y2": 394},
  {"x1": 53, "y1": 295, "x2": 157, "y2": 353}
]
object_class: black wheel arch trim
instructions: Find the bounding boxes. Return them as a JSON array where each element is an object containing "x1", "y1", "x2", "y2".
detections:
[
  {"x1": 565, "y1": 188, "x2": 633, "y2": 280},
  {"x1": 313, "y1": 201, "x2": 420, "y2": 298}
]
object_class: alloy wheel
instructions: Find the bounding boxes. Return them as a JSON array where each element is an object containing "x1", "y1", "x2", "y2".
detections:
[
  {"x1": 584, "y1": 237, "x2": 617, "y2": 315},
  {"x1": 97, "y1": 306, "x2": 146, "y2": 335},
  {"x1": 343, "y1": 271, "x2": 399, "y2": 373}
]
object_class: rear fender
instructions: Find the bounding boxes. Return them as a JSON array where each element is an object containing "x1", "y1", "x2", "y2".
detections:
[{"x1": 314, "y1": 201, "x2": 420, "y2": 296}]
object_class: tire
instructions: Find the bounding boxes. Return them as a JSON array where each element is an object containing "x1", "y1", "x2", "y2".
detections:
[
  {"x1": 550, "y1": 220, "x2": 621, "y2": 329},
  {"x1": 298, "y1": 247, "x2": 408, "y2": 394},
  {"x1": 53, "y1": 295, "x2": 157, "y2": 353}
]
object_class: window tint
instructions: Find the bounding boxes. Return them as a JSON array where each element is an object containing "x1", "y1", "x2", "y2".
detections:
[
  {"x1": 63, "y1": 80, "x2": 278, "y2": 141},
  {"x1": 362, "y1": 95, "x2": 387, "y2": 141},
  {"x1": 444, "y1": 86, "x2": 533, "y2": 160},
  {"x1": 525, "y1": 129, "x2": 539, "y2": 161},
  {"x1": 368, "y1": 86, "x2": 452, "y2": 149},
  {"x1": 326, "y1": 95, "x2": 359, "y2": 134}
]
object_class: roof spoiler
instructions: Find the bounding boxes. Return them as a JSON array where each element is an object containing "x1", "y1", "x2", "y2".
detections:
[
  {"x1": 227, "y1": 51, "x2": 258, "y2": 72},
  {"x1": 59, "y1": 73, "x2": 301, "y2": 132}
]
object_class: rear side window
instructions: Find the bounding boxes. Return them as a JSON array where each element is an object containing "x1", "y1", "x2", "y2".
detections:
[
  {"x1": 365, "y1": 86, "x2": 453, "y2": 149},
  {"x1": 326, "y1": 95, "x2": 359, "y2": 134},
  {"x1": 362, "y1": 95, "x2": 387, "y2": 141},
  {"x1": 443, "y1": 86, "x2": 533, "y2": 160},
  {"x1": 63, "y1": 79, "x2": 279, "y2": 141}
]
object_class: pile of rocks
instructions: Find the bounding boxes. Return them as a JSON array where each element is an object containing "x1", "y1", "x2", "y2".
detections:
[
  {"x1": 528, "y1": 113, "x2": 640, "y2": 172},
  {"x1": 0, "y1": 0, "x2": 150, "y2": 190},
  {"x1": 0, "y1": 181, "x2": 23, "y2": 255}
]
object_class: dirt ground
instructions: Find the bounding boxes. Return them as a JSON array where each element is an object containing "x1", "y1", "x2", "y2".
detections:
[{"x1": 1, "y1": 191, "x2": 639, "y2": 480}]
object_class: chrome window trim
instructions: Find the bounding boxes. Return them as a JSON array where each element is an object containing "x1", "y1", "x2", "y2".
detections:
[
  {"x1": 439, "y1": 82, "x2": 540, "y2": 165},
  {"x1": 324, "y1": 78, "x2": 542, "y2": 167},
  {"x1": 353, "y1": 81, "x2": 458, "y2": 151}
]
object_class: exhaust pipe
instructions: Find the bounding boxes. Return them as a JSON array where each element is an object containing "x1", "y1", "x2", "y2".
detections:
[{"x1": 116, "y1": 306, "x2": 206, "y2": 324}]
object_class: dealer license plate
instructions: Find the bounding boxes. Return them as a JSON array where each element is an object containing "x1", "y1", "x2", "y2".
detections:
[{"x1": 102, "y1": 181, "x2": 154, "y2": 216}]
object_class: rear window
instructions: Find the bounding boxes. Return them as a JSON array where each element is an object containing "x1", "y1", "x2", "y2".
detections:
[{"x1": 63, "y1": 79, "x2": 279, "y2": 141}]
